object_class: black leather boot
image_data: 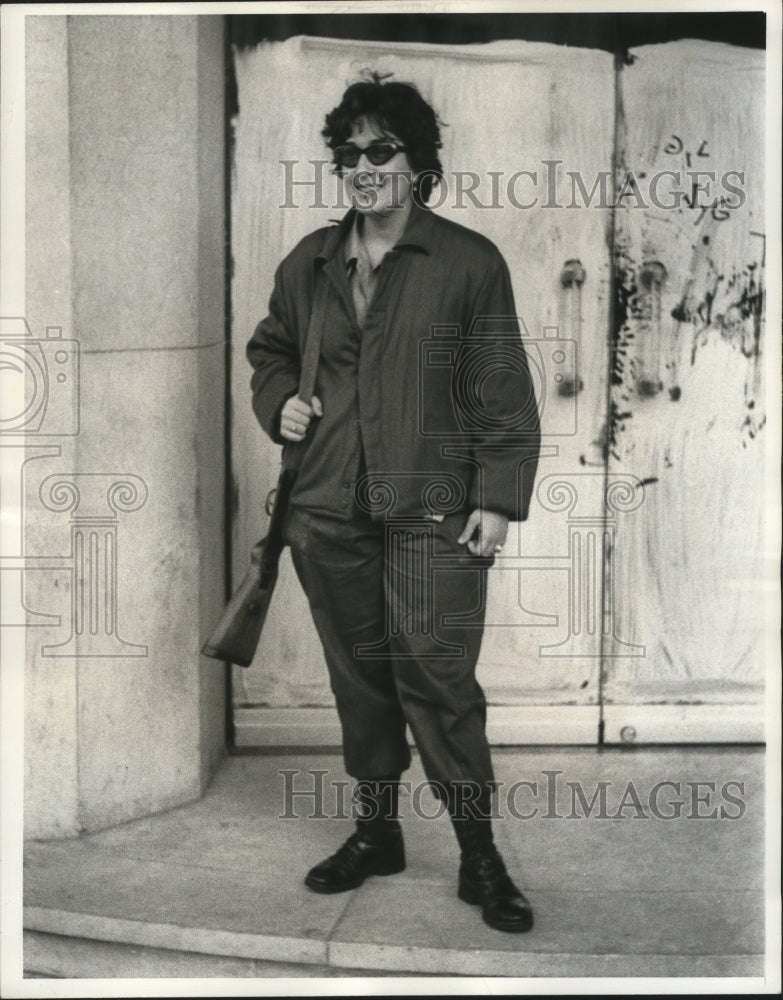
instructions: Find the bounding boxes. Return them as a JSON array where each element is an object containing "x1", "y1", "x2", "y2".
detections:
[
  {"x1": 452, "y1": 812, "x2": 533, "y2": 933},
  {"x1": 304, "y1": 777, "x2": 405, "y2": 894},
  {"x1": 458, "y1": 843, "x2": 534, "y2": 932}
]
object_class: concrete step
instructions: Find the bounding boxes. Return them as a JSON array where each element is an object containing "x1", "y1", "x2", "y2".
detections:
[
  {"x1": 23, "y1": 910, "x2": 764, "y2": 979},
  {"x1": 24, "y1": 931, "x2": 402, "y2": 979},
  {"x1": 22, "y1": 748, "x2": 768, "y2": 981}
]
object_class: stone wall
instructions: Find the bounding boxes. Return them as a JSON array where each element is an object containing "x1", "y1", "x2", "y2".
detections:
[{"x1": 22, "y1": 14, "x2": 226, "y2": 837}]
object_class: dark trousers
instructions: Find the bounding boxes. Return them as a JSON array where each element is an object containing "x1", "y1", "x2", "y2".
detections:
[{"x1": 284, "y1": 506, "x2": 496, "y2": 807}]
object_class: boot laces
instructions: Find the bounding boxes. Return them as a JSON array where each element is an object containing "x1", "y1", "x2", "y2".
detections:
[
  {"x1": 330, "y1": 829, "x2": 369, "y2": 865},
  {"x1": 463, "y1": 847, "x2": 514, "y2": 891}
]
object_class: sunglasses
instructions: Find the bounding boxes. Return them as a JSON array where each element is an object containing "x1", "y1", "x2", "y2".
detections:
[{"x1": 333, "y1": 141, "x2": 408, "y2": 169}]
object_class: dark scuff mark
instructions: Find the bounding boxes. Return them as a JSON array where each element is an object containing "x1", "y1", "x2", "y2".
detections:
[
  {"x1": 638, "y1": 378, "x2": 662, "y2": 398},
  {"x1": 557, "y1": 376, "x2": 584, "y2": 398},
  {"x1": 608, "y1": 238, "x2": 641, "y2": 458},
  {"x1": 670, "y1": 215, "x2": 765, "y2": 441}
]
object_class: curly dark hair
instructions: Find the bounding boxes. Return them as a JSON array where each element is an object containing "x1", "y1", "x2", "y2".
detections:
[{"x1": 322, "y1": 72, "x2": 444, "y2": 203}]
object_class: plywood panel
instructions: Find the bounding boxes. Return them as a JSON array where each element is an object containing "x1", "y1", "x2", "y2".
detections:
[
  {"x1": 233, "y1": 705, "x2": 601, "y2": 747},
  {"x1": 604, "y1": 42, "x2": 768, "y2": 711},
  {"x1": 231, "y1": 37, "x2": 614, "y2": 715},
  {"x1": 602, "y1": 704, "x2": 764, "y2": 745}
]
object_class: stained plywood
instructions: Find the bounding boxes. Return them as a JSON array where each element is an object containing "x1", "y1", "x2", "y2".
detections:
[
  {"x1": 230, "y1": 36, "x2": 614, "y2": 715},
  {"x1": 604, "y1": 42, "x2": 767, "y2": 711}
]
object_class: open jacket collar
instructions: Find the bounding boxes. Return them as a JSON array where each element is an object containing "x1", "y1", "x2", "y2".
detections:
[{"x1": 314, "y1": 202, "x2": 436, "y2": 265}]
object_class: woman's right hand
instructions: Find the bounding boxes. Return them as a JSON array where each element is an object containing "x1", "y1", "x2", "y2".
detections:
[{"x1": 280, "y1": 395, "x2": 323, "y2": 442}]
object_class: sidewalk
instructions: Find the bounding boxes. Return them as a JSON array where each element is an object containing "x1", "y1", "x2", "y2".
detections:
[{"x1": 24, "y1": 746, "x2": 765, "y2": 979}]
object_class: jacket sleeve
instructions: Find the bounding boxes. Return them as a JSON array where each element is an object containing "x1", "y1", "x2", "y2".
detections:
[
  {"x1": 462, "y1": 252, "x2": 541, "y2": 522},
  {"x1": 246, "y1": 261, "x2": 301, "y2": 445}
]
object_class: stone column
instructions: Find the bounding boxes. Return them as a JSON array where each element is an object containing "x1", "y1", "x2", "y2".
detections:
[{"x1": 22, "y1": 15, "x2": 226, "y2": 837}]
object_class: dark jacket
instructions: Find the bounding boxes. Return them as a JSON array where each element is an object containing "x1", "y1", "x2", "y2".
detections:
[{"x1": 247, "y1": 204, "x2": 540, "y2": 522}]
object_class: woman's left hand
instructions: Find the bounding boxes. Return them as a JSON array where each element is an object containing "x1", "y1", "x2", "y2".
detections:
[{"x1": 458, "y1": 509, "x2": 509, "y2": 557}]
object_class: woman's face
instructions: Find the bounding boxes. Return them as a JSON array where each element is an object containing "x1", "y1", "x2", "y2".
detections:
[{"x1": 338, "y1": 116, "x2": 415, "y2": 217}]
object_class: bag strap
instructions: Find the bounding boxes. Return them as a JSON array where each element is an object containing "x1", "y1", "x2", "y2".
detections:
[
  {"x1": 283, "y1": 268, "x2": 330, "y2": 472},
  {"x1": 297, "y1": 268, "x2": 329, "y2": 404}
]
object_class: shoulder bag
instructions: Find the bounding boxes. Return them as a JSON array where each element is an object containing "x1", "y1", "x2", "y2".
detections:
[{"x1": 201, "y1": 276, "x2": 327, "y2": 667}]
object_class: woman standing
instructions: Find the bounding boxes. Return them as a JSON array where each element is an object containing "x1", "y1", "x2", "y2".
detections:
[{"x1": 247, "y1": 75, "x2": 540, "y2": 933}]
